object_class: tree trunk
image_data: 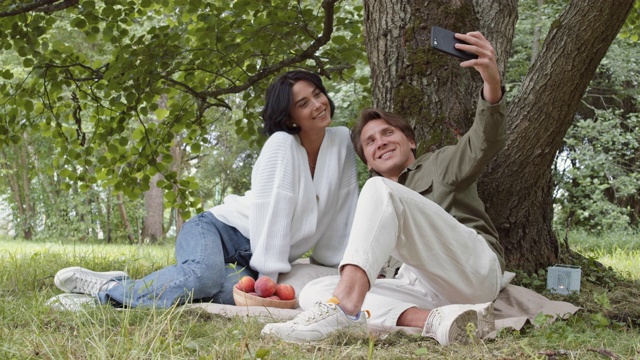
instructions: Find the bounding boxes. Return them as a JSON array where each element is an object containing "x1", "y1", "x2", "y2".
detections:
[
  {"x1": 364, "y1": 0, "x2": 633, "y2": 272},
  {"x1": 480, "y1": 0, "x2": 635, "y2": 271},
  {"x1": 141, "y1": 95, "x2": 169, "y2": 243},
  {"x1": 19, "y1": 140, "x2": 36, "y2": 240},
  {"x1": 116, "y1": 192, "x2": 135, "y2": 243},
  {"x1": 170, "y1": 141, "x2": 184, "y2": 234},
  {"x1": 0, "y1": 145, "x2": 34, "y2": 240},
  {"x1": 530, "y1": 0, "x2": 544, "y2": 65},
  {"x1": 141, "y1": 172, "x2": 164, "y2": 243},
  {"x1": 1, "y1": 157, "x2": 29, "y2": 239},
  {"x1": 363, "y1": 1, "x2": 516, "y2": 153},
  {"x1": 106, "y1": 192, "x2": 112, "y2": 243}
]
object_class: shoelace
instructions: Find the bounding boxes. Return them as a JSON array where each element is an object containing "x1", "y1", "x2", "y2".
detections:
[
  {"x1": 422, "y1": 308, "x2": 442, "y2": 337},
  {"x1": 295, "y1": 301, "x2": 337, "y2": 324},
  {"x1": 73, "y1": 273, "x2": 108, "y2": 295}
]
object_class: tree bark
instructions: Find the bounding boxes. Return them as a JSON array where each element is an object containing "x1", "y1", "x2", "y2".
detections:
[
  {"x1": 170, "y1": 141, "x2": 184, "y2": 235},
  {"x1": 364, "y1": 0, "x2": 633, "y2": 272},
  {"x1": 106, "y1": 192, "x2": 112, "y2": 243},
  {"x1": 363, "y1": 1, "x2": 516, "y2": 153},
  {"x1": 0, "y1": 0, "x2": 78, "y2": 18},
  {"x1": 142, "y1": 172, "x2": 165, "y2": 243},
  {"x1": 0, "y1": 150, "x2": 28, "y2": 239},
  {"x1": 531, "y1": 0, "x2": 545, "y2": 65},
  {"x1": 116, "y1": 192, "x2": 135, "y2": 243},
  {"x1": 0, "y1": 144, "x2": 35, "y2": 240},
  {"x1": 480, "y1": 0, "x2": 635, "y2": 271},
  {"x1": 19, "y1": 140, "x2": 35, "y2": 240}
]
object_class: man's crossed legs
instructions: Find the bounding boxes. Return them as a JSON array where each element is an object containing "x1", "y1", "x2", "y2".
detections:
[{"x1": 262, "y1": 177, "x2": 503, "y2": 345}]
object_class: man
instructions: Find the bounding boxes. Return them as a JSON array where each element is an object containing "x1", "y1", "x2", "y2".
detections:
[{"x1": 262, "y1": 31, "x2": 507, "y2": 346}]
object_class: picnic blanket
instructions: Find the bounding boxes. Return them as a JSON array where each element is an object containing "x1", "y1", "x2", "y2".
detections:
[{"x1": 189, "y1": 262, "x2": 581, "y2": 337}]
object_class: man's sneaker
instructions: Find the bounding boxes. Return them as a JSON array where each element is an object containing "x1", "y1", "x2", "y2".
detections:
[
  {"x1": 464, "y1": 302, "x2": 495, "y2": 339},
  {"x1": 378, "y1": 256, "x2": 403, "y2": 279},
  {"x1": 54, "y1": 267, "x2": 128, "y2": 296},
  {"x1": 422, "y1": 304, "x2": 478, "y2": 346},
  {"x1": 45, "y1": 293, "x2": 97, "y2": 311},
  {"x1": 261, "y1": 297, "x2": 369, "y2": 342}
]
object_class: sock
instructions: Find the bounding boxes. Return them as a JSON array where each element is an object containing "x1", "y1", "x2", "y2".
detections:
[{"x1": 327, "y1": 296, "x2": 362, "y2": 320}]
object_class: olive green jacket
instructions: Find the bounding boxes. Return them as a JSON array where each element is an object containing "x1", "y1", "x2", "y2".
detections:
[{"x1": 397, "y1": 94, "x2": 507, "y2": 272}]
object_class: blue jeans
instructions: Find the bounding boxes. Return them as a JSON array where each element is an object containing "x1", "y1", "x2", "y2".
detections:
[{"x1": 98, "y1": 212, "x2": 257, "y2": 308}]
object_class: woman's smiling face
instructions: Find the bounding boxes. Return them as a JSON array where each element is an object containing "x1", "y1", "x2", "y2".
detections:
[{"x1": 289, "y1": 80, "x2": 332, "y2": 134}]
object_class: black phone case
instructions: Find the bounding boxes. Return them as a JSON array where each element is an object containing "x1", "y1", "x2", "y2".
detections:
[{"x1": 430, "y1": 26, "x2": 478, "y2": 61}]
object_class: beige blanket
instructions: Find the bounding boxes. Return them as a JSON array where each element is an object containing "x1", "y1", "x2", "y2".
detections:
[{"x1": 190, "y1": 263, "x2": 580, "y2": 337}]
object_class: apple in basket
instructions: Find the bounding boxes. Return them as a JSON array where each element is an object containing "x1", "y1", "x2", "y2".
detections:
[
  {"x1": 254, "y1": 276, "x2": 277, "y2": 297},
  {"x1": 275, "y1": 283, "x2": 295, "y2": 301},
  {"x1": 235, "y1": 276, "x2": 255, "y2": 293},
  {"x1": 233, "y1": 276, "x2": 297, "y2": 309}
]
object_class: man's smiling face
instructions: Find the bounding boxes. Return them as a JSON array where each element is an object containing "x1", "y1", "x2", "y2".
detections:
[{"x1": 360, "y1": 119, "x2": 416, "y2": 181}]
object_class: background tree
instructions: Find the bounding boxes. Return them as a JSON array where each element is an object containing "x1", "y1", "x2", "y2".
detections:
[
  {"x1": 0, "y1": 0, "x2": 368, "y2": 242},
  {"x1": 510, "y1": 0, "x2": 639, "y2": 240},
  {"x1": 554, "y1": 110, "x2": 640, "y2": 231}
]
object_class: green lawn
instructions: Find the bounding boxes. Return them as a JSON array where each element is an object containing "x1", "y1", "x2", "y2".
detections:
[
  {"x1": 568, "y1": 229, "x2": 640, "y2": 280},
  {"x1": 1, "y1": 232, "x2": 638, "y2": 359}
]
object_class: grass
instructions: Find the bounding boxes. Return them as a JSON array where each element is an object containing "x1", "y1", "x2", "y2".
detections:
[
  {"x1": 1, "y1": 231, "x2": 639, "y2": 359},
  {"x1": 567, "y1": 229, "x2": 640, "y2": 280}
]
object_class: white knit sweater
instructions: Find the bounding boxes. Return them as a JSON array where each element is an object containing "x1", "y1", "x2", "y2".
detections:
[{"x1": 210, "y1": 126, "x2": 359, "y2": 281}]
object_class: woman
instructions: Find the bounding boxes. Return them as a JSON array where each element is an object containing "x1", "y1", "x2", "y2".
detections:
[{"x1": 51, "y1": 70, "x2": 359, "y2": 308}]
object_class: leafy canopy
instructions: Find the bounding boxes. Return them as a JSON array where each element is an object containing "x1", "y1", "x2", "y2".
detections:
[{"x1": 0, "y1": 0, "x2": 367, "y2": 217}]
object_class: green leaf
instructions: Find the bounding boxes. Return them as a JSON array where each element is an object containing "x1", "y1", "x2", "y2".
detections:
[
  {"x1": 23, "y1": 58, "x2": 35, "y2": 68},
  {"x1": 107, "y1": 143, "x2": 119, "y2": 155},
  {"x1": 70, "y1": 17, "x2": 88, "y2": 29},
  {"x1": 255, "y1": 348, "x2": 271, "y2": 359},
  {"x1": 164, "y1": 191, "x2": 177, "y2": 202},
  {"x1": 180, "y1": 210, "x2": 192, "y2": 220},
  {"x1": 132, "y1": 127, "x2": 145, "y2": 140},
  {"x1": 332, "y1": 35, "x2": 347, "y2": 45},
  {"x1": 9, "y1": 135, "x2": 21, "y2": 144},
  {"x1": 155, "y1": 108, "x2": 169, "y2": 120},
  {"x1": 24, "y1": 100, "x2": 34, "y2": 113},
  {"x1": 1, "y1": 70, "x2": 13, "y2": 80}
]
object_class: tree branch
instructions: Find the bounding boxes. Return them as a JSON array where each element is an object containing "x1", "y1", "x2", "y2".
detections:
[
  {"x1": 0, "y1": 0, "x2": 78, "y2": 18},
  {"x1": 200, "y1": 0, "x2": 339, "y2": 98}
]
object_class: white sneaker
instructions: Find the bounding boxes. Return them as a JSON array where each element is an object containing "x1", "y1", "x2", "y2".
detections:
[
  {"x1": 261, "y1": 298, "x2": 369, "y2": 342},
  {"x1": 422, "y1": 304, "x2": 478, "y2": 346},
  {"x1": 54, "y1": 267, "x2": 128, "y2": 296},
  {"x1": 378, "y1": 256, "x2": 403, "y2": 279},
  {"x1": 464, "y1": 302, "x2": 495, "y2": 339},
  {"x1": 45, "y1": 293, "x2": 97, "y2": 311}
]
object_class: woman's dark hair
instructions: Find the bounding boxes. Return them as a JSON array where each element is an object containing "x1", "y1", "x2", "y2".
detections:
[
  {"x1": 261, "y1": 70, "x2": 335, "y2": 136},
  {"x1": 351, "y1": 108, "x2": 417, "y2": 164}
]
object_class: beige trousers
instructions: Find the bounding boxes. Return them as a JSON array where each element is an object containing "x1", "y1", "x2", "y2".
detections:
[{"x1": 300, "y1": 177, "x2": 502, "y2": 331}]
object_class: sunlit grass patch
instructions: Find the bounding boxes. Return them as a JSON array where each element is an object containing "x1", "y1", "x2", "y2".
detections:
[
  {"x1": 568, "y1": 229, "x2": 640, "y2": 280},
  {"x1": 0, "y1": 239, "x2": 175, "y2": 294}
]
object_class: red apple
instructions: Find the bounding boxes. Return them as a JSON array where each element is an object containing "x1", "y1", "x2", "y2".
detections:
[
  {"x1": 275, "y1": 283, "x2": 296, "y2": 301},
  {"x1": 254, "y1": 276, "x2": 277, "y2": 297},
  {"x1": 235, "y1": 276, "x2": 255, "y2": 293},
  {"x1": 268, "y1": 295, "x2": 281, "y2": 300}
]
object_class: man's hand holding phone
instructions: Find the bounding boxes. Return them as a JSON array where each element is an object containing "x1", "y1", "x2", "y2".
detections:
[
  {"x1": 430, "y1": 26, "x2": 478, "y2": 60},
  {"x1": 430, "y1": 26, "x2": 501, "y2": 104}
]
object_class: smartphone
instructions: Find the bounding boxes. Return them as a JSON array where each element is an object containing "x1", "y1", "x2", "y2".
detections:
[{"x1": 430, "y1": 26, "x2": 478, "y2": 61}]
